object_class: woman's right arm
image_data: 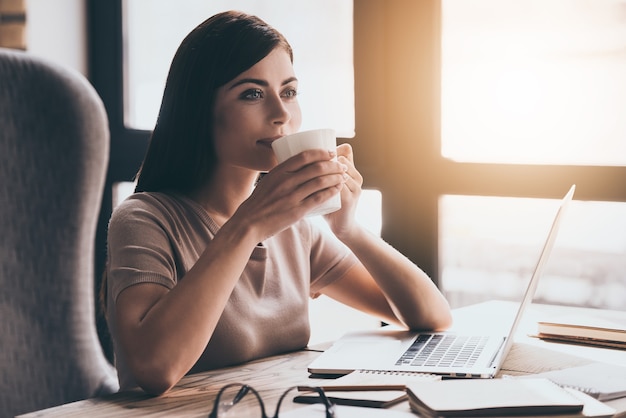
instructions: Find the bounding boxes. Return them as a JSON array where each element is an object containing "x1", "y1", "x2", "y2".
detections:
[
  {"x1": 112, "y1": 149, "x2": 346, "y2": 395},
  {"x1": 113, "y1": 216, "x2": 260, "y2": 395}
]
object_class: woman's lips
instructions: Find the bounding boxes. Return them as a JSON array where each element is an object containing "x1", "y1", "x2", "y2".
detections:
[{"x1": 257, "y1": 136, "x2": 282, "y2": 148}]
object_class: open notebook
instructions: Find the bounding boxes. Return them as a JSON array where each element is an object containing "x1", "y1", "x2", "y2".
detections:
[{"x1": 308, "y1": 185, "x2": 576, "y2": 378}]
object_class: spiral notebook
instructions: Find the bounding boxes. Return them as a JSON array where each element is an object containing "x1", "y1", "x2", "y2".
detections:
[
  {"x1": 527, "y1": 362, "x2": 626, "y2": 401},
  {"x1": 295, "y1": 370, "x2": 439, "y2": 408},
  {"x1": 315, "y1": 369, "x2": 441, "y2": 391}
]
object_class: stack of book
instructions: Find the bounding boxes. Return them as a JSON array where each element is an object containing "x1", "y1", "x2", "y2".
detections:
[{"x1": 536, "y1": 311, "x2": 626, "y2": 349}]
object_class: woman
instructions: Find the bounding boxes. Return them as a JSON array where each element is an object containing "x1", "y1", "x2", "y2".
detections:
[{"x1": 104, "y1": 10, "x2": 452, "y2": 395}]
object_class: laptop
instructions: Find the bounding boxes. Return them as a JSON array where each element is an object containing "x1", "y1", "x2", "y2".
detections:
[{"x1": 308, "y1": 185, "x2": 576, "y2": 378}]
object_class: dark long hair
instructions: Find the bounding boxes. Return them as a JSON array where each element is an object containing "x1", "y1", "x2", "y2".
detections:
[
  {"x1": 134, "y1": 10, "x2": 293, "y2": 194},
  {"x1": 101, "y1": 11, "x2": 292, "y2": 314}
]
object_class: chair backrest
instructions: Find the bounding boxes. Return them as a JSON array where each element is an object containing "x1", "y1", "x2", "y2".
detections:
[{"x1": 0, "y1": 48, "x2": 118, "y2": 417}]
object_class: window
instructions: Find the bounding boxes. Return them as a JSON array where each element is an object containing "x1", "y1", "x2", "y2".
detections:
[
  {"x1": 123, "y1": 0, "x2": 355, "y2": 137},
  {"x1": 440, "y1": 195, "x2": 626, "y2": 310},
  {"x1": 439, "y1": 0, "x2": 626, "y2": 309}
]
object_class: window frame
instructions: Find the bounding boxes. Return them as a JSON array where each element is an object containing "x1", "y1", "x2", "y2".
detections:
[
  {"x1": 89, "y1": 0, "x2": 148, "y2": 362},
  {"x1": 351, "y1": 0, "x2": 626, "y2": 277}
]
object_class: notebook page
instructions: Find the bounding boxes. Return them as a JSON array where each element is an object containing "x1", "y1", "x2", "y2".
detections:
[{"x1": 317, "y1": 369, "x2": 440, "y2": 391}]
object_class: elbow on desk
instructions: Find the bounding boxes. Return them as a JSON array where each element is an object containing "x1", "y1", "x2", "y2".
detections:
[
  {"x1": 407, "y1": 292, "x2": 454, "y2": 332},
  {"x1": 435, "y1": 307, "x2": 454, "y2": 331},
  {"x1": 401, "y1": 305, "x2": 453, "y2": 332},
  {"x1": 149, "y1": 379, "x2": 179, "y2": 397},
  {"x1": 136, "y1": 373, "x2": 178, "y2": 396},
  {"x1": 122, "y1": 338, "x2": 199, "y2": 395},
  {"x1": 131, "y1": 363, "x2": 183, "y2": 396},
  {"x1": 422, "y1": 297, "x2": 453, "y2": 331},
  {"x1": 421, "y1": 310, "x2": 453, "y2": 332},
  {"x1": 433, "y1": 297, "x2": 454, "y2": 331},
  {"x1": 438, "y1": 316, "x2": 454, "y2": 332}
]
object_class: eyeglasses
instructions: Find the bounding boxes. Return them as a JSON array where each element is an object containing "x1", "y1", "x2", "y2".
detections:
[{"x1": 209, "y1": 383, "x2": 335, "y2": 418}]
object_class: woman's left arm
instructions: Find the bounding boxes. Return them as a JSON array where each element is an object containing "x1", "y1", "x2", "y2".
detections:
[{"x1": 322, "y1": 144, "x2": 453, "y2": 331}]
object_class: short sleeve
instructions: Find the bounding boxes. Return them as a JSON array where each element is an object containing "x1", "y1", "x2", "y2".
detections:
[
  {"x1": 106, "y1": 196, "x2": 177, "y2": 303},
  {"x1": 307, "y1": 221, "x2": 359, "y2": 297}
]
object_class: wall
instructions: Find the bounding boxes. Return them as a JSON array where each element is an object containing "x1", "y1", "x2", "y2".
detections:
[{"x1": 26, "y1": 0, "x2": 87, "y2": 75}]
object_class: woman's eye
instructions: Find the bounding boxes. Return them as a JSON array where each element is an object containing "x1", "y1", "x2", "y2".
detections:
[
  {"x1": 242, "y1": 89, "x2": 263, "y2": 100},
  {"x1": 282, "y1": 88, "x2": 298, "y2": 99}
]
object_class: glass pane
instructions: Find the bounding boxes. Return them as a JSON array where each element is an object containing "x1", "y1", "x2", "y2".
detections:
[
  {"x1": 123, "y1": 0, "x2": 354, "y2": 137},
  {"x1": 112, "y1": 181, "x2": 135, "y2": 209},
  {"x1": 439, "y1": 194, "x2": 626, "y2": 310},
  {"x1": 441, "y1": 0, "x2": 626, "y2": 165}
]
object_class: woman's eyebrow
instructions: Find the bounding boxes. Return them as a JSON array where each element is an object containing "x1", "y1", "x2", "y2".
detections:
[
  {"x1": 282, "y1": 76, "x2": 298, "y2": 85},
  {"x1": 229, "y1": 76, "x2": 298, "y2": 90}
]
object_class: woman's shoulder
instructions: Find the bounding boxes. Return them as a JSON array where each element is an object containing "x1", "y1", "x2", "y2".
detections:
[
  {"x1": 110, "y1": 191, "x2": 214, "y2": 238},
  {"x1": 110, "y1": 192, "x2": 183, "y2": 225}
]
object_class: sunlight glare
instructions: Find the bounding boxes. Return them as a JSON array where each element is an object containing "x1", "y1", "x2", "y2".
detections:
[{"x1": 441, "y1": 0, "x2": 626, "y2": 166}]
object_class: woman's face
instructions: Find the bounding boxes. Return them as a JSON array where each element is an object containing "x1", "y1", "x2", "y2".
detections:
[{"x1": 212, "y1": 47, "x2": 302, "y2": 173}]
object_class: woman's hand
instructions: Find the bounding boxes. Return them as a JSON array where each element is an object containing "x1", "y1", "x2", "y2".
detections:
[
  {"x1": 324, "y1": 143, "x2": 363, "y2": 240},
  {"x1": 234, "y1": 148, "x2": 346, "y2": 242}
]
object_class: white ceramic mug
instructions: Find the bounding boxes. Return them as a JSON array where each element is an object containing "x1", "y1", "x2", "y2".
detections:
[{"x1": 271, "y1": 128, "x2": 341, "y2": 216}]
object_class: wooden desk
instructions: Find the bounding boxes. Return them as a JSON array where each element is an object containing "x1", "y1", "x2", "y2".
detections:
[{"x1": 19, "y1": 302, "x2": 626, "y2": 417}]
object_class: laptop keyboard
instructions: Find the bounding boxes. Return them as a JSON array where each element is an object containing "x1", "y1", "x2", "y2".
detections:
[{"x1": 395, "y1": 334, "x2": 488, "y2": 368}]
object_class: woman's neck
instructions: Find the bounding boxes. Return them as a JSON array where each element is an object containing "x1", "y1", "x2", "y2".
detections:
[{"x1": 187, "y1": 166, "x2": 259, "y2": 221}]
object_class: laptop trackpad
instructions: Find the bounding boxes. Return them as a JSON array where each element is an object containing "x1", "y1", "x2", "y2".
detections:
[{"x1": 311, "y1": 330, "x2": 414, "y2": 370}]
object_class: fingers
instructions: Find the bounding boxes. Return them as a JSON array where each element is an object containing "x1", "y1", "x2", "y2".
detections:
[
  {"x1": 278, "y1": 148, "x2": 336, "y2": 172},
  {"x1": 287, "y1": 160, "x2": 346, "y2": 200},
  {"x1": 275, "y1": 148, "x2": 346, "y2": 191},
  {"x1": 336, "y1": 144, "x2": 363, "y2": 192},
  {"x1": 336, "y1": 143, "x2": 354, "y2": 163},
  {"x1": 261, "y1": 146, "x2": 363, "y2": 220},
  {"x1": 262, "y1": 149, "x2": 345, "y2": 209}
]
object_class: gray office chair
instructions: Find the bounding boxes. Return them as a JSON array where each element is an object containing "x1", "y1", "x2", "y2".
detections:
[{"x1": 0, "y1": 48, "x2": 118, "y2": 417}]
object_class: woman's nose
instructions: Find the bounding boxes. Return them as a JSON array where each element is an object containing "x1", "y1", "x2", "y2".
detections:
[{"x1": 268, "y1": 94, "x2": 291, "y2": 125}]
